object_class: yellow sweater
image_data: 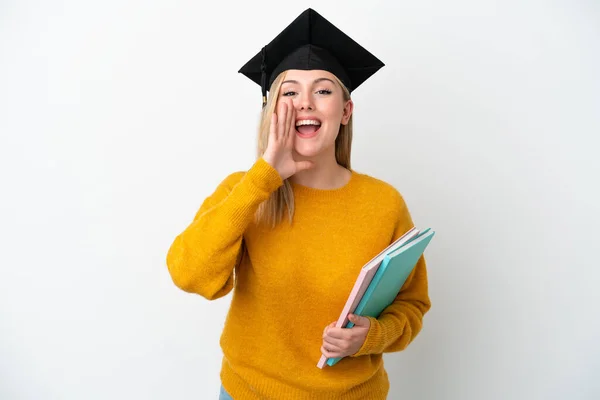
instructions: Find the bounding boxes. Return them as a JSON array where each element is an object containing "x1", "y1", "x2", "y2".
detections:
[{"x1": 166, "y1": 158, "x2": 431, "y2": 399}]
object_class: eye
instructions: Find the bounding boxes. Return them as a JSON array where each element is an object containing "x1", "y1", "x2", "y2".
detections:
[
  {"x1": 317, "y1": 89, "x2": 332, "y2": 95},
  {"x1": 283, "y1": 91, "x2": 297, "y2": 96}
]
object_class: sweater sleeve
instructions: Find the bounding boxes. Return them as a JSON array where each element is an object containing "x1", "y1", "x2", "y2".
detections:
[
  {"x1": 166, "y1": 158, "x2": 283, "y2": 300},
  {"x1": 352, "y1": 193, "x2": 432, "y2": 357}
]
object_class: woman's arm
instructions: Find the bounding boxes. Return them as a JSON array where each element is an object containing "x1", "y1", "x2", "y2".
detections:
[
  {"x1": 352, "y1": 194, "x2": 432, "y2": 356},
  {"x1": 166, "y1": 158, "x2": 282, "y2": 300}
]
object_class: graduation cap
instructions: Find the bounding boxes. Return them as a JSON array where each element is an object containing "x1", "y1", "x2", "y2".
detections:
[{"x1": 238, "y1": 8, "x2": 385, "y2": 107}]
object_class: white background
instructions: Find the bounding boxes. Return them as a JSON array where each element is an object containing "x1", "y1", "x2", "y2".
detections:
[{"x1": 1, "y1": 1, "x2": 599, "y2": 399}]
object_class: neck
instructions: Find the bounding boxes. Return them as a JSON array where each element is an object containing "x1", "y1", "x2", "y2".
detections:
[{"x1": 289, "y1": 148, "x2": 351, "y2": 190}]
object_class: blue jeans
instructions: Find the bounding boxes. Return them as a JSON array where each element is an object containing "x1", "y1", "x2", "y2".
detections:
[{"x1": 219, "y1": 385, "x2": 233, "y2": 400}]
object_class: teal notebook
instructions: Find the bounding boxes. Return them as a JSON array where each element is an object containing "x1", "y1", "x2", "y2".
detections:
[{"x1": 326, "y1": 228, "x2": 435, "y2": 366}]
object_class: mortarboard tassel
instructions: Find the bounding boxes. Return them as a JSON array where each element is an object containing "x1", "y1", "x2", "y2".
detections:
[{"x1": 260, "y1": 46, "x2": 267, "y2": 108}]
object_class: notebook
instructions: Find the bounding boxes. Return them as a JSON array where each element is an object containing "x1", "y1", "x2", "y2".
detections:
[
  {"x1": 316, "y1": 227, "x2": 421, "y2": 369},
  {"x1": 320, "y1": 228, "x2": 435, "y2": 367}
]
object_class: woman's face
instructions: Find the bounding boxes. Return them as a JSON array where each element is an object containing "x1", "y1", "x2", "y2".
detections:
[{"x1": 277, "y1": 69, "x2": 353, "y2": 159}]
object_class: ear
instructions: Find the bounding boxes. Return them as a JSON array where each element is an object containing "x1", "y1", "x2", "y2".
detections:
[{"x1": 341, "y1": 99, "x2": 354, "y2": 126}]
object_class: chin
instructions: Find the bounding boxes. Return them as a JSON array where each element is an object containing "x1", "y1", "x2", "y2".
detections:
[
  {"x1": 293, "y1": 144, "x2": 322, "y2": 158},
  {"x1": 294, "y1": 130, "x2": 336, "y2": 158},
  {"x1": 294, "y1": 140, "x2": 337, "y2": 159}
]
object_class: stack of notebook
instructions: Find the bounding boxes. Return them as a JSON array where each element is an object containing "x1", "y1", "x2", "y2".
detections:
[{"x1": 317, "y1": 227, "x2": 435, "y2": 368}]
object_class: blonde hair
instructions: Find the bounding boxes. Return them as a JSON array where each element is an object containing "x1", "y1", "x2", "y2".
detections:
[{"x1": 255, "y1": 71, "x2": 353, "y2": 227}]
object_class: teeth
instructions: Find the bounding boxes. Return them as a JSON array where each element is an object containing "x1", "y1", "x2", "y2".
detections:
[{"x1": 296, "y1": 120, "x2": 321, "y2": 127}]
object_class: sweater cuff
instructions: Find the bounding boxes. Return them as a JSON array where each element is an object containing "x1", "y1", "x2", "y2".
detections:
[
  {"x1": 352, "y1": 316, "x2": 384, "y2": 357},
  {"x1": 245, "y1": 157, "x2": 284, "y2": 193},
  {"x1": 218, "y1": 158, "x2": 283, "y2": 231}
]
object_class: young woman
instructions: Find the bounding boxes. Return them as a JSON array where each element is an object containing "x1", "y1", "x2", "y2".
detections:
[{"x1": 166, "y1": 9, "x2": 431, "y2": 400}]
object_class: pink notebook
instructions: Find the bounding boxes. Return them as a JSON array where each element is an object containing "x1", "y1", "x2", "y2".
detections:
[{"x1": 317, "y1": 227, "x2": 419, "y2": 369}]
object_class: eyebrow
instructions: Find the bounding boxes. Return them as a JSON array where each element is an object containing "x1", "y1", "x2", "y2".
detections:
[{"x1": 282, "y1": 77, "x2": 336, "y2": 85}]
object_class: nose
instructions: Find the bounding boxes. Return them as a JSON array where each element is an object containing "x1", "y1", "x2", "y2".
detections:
[{"x1": 296, "y1": 91, "x2": 314, "y2": 111}]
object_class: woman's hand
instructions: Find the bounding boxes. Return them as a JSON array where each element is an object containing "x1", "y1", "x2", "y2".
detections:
[
  {"x1": 262, "y1": 99, "x2": 314, "y2": 180},
  {"x1": 321, "y1": 314, "x2": 371, "y2": 359}
]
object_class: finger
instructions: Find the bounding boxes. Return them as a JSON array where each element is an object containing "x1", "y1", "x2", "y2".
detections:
[
  {"x1": 323, "y1": 322, "x2": 336, "y2": 335},
  {"x1": 323, "y1": 321, "x2": 337, "y2": 336},
  {"x1": 286, "y1": 100, "x2": 296, "y2": 141},
  {"x1": 349, "y1": 314, "x2": 370, "y2": 327},
  {"x1": 321, "y1": 345, "x2": 341, "y2": 358},
  {"x1": 324, "y1": 332, "x2": 350, "y2": 351},
  {"x1": 325, "y1": 327, "x2": 349, "y2": 340},
  {"x1": 323, "y1": 336, "x2": 345, "y2": 349},
  {"x1": 284, "y1": 99, "x2": 293, "y2": 138},
  {"x1": 295, "y1": 160, "x2": 314, "y2": 172},
  {"x1": 269, "y1": 112, "x2": 278, "y2": 141},
  {"x1": 278, "y1": 102, "x2": 288, "y2": 140}
]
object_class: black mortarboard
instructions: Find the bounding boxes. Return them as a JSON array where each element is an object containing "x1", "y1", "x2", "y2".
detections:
[{"x1": 238, "y1": 8, "x2": 385, "y2": 107}]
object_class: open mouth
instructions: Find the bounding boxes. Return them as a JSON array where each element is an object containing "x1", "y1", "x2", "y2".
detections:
[{"x1": 295, "y1": 119, "x2": 321, "y2": 137}]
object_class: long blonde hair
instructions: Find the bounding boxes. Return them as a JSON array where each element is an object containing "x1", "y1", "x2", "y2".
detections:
[{"x1": 255, "y1": 71, "x2": 353, "y2": 227}]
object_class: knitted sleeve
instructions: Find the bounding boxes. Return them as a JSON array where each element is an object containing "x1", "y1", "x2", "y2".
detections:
[
  {"x1": 352, "y1": 193, "x2": 432, "y2": 356},
  {"x1": 166, "y1": 158, "x2": 282, "y2": 300}
]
